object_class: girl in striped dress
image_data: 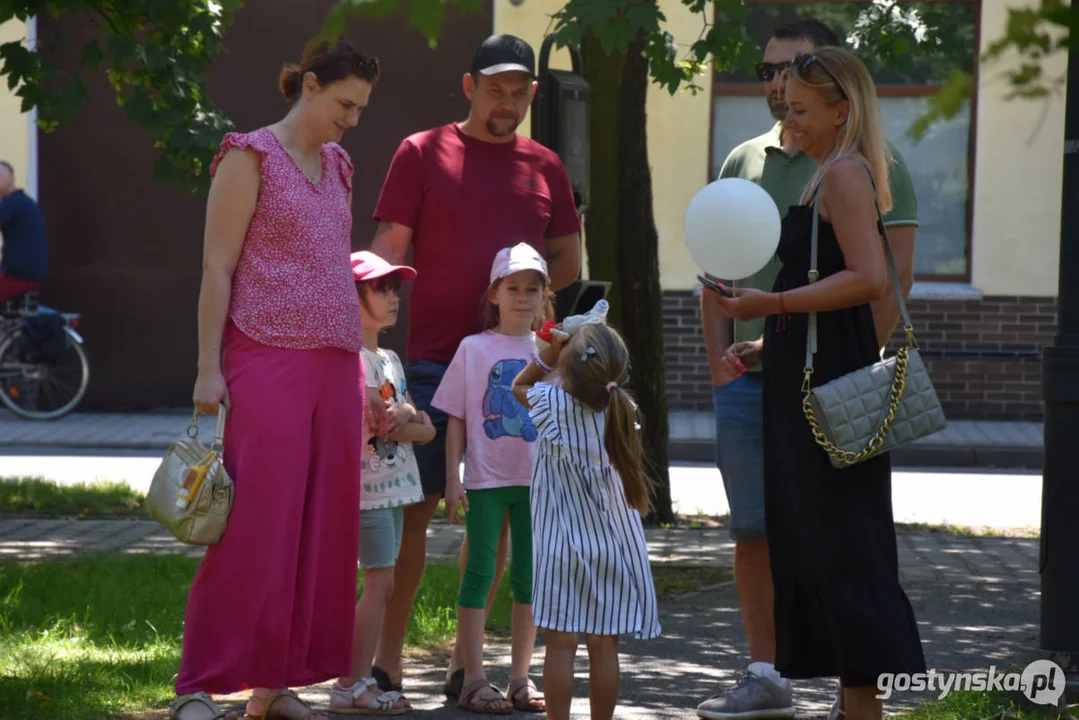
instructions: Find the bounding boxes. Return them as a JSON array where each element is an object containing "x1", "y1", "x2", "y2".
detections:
[{"x1": 512, "y1": 322, "x2": 661, "y2": 720}]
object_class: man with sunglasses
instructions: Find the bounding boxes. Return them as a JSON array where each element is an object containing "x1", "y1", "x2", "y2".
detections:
[{"x1": 697, "y1": 19, "x2": 918, "y2": 720}]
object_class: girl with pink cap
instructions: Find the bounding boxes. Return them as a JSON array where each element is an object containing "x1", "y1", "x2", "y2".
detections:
[{"x1": 330, "y1": 252, "x2": 434, "y2": 715}]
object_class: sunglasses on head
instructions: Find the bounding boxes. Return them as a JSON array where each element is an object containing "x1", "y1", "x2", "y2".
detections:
[
  {"x1": 355, "y1": 55, "x2": 380, "y2": 78},
  {"x1": 755, "y1": 61, "x2": 792, "y2": 82},
  {"x1": 791, "y1": 53, "x2": 848, "y2": 98}
]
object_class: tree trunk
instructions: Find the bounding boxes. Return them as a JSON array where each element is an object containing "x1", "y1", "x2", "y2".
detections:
[
  {"x1": 582, "y1": 30, "x2": 674, "y2": 524},
  {"x1": 580, "y1": 34, "x2": 624, "y2": 317},
  {"x1": 617, "y1": 31, "x2": 673, "y2": 524}
]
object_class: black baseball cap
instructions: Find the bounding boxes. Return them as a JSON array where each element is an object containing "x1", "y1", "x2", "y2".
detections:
[{"x1": 470, "y1": 34, "x2": 536, "y2": 77}]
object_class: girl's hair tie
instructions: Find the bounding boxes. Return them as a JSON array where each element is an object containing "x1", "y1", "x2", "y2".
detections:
[
  {"x1": 606, "y1": 381, "x2": 618, "y2": 393},
  {"x1": 579, "y1": 346, "x2": 598, "y2": 362}
]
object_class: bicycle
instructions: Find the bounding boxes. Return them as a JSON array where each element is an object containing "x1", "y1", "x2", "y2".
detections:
[{"x1": 0, "y1": 290, "x2": 90, "y2": 420}]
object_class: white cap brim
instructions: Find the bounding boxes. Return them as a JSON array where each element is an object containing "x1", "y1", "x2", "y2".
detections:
[{"x1": 479, "y1": 63, "x2": 533, "y2": 76}]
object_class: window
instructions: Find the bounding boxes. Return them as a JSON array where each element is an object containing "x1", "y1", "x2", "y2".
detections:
[{"x1": 711, "y1": 0, "x2": 979, "y2": 280}]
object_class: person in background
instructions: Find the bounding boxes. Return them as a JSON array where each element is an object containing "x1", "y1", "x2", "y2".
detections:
[{"x1": 0, "y1": 161, "x2": 47, "y2": 305}]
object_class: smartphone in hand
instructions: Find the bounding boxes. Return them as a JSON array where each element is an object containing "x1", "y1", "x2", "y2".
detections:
[{"x1": 698, "y1": 274, "x2": 734, "y2": 298}]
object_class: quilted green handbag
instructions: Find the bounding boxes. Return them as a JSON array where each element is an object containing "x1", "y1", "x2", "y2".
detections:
[{"x1": 801, "y1": 170, "x2": 947, "y2": 469}]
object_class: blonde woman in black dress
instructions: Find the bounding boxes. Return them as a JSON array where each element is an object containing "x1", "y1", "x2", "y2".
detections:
[{"x1": 708, "y1": 46, "x2": 925, "y2": 720}]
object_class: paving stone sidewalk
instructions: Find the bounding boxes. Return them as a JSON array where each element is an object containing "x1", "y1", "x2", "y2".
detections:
[
  {"x1": 0, "y1": 408, "x2": 1046, "y2": 468},
  {"x1": 0, "y1": 517, "x2": 1043, "y2": 718},
  {"x1": 669, "y1": 411, "x2": 1044, "y2": 468}
]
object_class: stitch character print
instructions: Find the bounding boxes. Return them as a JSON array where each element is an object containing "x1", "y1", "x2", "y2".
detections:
[{"x1": 483, "y1": 359, "x2": 537, "y2": 442}]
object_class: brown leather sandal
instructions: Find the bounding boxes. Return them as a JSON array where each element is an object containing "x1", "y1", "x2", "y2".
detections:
[
  {"x1": 457, "y1": 679, "x2": 513, "y2": 714},
  {"x1": 243, "y1": 689, "x2": 326, "y2": 720},
  {"x1": 169, "y1": 693, "x2": 237, "y2": 720},
  {"x1": 508, "y1": 677, "x2": 546, "y2": 713}
]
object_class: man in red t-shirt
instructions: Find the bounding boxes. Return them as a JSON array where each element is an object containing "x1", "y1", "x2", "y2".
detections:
[{"x1": 369, "y1": 33, "x2": 581, "y2": 704}]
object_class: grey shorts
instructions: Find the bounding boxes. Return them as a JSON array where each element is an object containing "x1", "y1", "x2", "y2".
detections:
[{"x1": 359, "y1": 505, "x2": 405, "y2": 570}]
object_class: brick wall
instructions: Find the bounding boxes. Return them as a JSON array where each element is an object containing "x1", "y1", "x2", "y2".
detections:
[
  {"x1": 663, "y1": 291, "x2": 711, "y2": 411},
  {"x1": 662, "y1": 291, "x2": 1057, "y2": 420}
]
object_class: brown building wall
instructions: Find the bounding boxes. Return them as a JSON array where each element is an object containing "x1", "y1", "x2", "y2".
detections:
[
  {"x1": 36, "y1": 3, "x2": 492, "y2": 410},
  {"x1": 663, "y1": 290, "x2": 1054, "y2": 420}
]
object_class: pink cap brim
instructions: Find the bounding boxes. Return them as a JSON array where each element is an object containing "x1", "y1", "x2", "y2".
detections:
[{"x1": 352, "y1": 264, "x2": 417, "y2": 282}]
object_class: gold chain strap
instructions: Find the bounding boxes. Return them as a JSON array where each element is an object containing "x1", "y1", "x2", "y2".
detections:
[{"x1": 801, "y1": 346, "x2": 910, "y2": 467}]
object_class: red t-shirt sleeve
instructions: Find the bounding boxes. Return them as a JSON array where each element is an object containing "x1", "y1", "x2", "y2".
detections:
[
  {"x1": 373, "y1": 137, "x2": 424, "y2": 229},
  {"x1": 431, "y1": 339, "x2": 469, "y2": 420},
  {"x1": 545, "y1": 158, "x2": 581, "y2": 239}
]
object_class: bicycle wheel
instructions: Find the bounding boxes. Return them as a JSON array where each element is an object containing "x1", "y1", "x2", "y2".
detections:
[{"x1": 0, "y1": 326, "x2": 90, "y2": 420}]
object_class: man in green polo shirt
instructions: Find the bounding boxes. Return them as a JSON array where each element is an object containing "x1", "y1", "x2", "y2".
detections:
[{"x1": 696, "y1": 19, "x2": 918, "y2": 720}]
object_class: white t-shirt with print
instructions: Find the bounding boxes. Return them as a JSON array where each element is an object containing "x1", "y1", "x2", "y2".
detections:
[{"x1": 361, "y1": 347, "x2": 424, "y2": 511}]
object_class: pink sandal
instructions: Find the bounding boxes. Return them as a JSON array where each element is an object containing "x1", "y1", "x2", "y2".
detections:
[{"x1": 329, "y1": 678, "x2": 410, "y2": 715}]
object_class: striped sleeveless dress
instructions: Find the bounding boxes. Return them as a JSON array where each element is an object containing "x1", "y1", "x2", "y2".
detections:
[{"x1": 526, "y1": 382, "x2": 661, "y2": 639}]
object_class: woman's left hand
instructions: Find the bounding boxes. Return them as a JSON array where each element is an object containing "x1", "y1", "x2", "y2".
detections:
[{"x1": 708, "y1": 287, "x2": 779, "y2": 322}]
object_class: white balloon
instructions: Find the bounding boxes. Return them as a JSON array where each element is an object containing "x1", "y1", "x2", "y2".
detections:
[{"x1": 683, "y1": 178, "x2": 782, "y2": 281}]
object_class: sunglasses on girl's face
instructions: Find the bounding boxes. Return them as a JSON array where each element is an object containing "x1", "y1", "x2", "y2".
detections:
[{"x1": 755, "y1": 61, "x2": 792, "y2": 82}]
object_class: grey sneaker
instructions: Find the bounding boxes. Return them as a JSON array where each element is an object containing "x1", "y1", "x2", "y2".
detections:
[{"x1": 697, "y1": 664, "x2": 795, "y2": 719}]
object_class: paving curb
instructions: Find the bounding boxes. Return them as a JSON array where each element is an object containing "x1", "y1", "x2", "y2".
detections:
[
  {"x1": 668, "y1": 439, "x2": 1043, "y2": 470},
  {"x1": 0, "y1": 417, "x2": 1044, "y2": 471},
  {"x1": 0, "y1": 439, "x2": 172, "y2": 451},
  {"x1": 1, "y1": 437, "x2": 1045, "y2": 471}
]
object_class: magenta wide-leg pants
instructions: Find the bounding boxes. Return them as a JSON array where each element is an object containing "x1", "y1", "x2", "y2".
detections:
[{"x1": 176, "y1": 323, "x2": 364, "y2": 694}]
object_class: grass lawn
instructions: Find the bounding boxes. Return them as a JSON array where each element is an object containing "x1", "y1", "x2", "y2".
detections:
[
  {"x1": 0, "y1": 476, "x2": 1041, "y2": 539},
  {"x1": 894, "y1": 689, "x2": 1077, "y2": 719},
  {"x1": 0, "y1": 477, "x2": 145, "y2": 518},
  {"x1": 0, "y1": 553, "x2": 725, "y2": 720},
  {"x1": 0, "y1": 554, "x2": 496, "y2": 720},
  {"x1": 893, "y1": 521, "x2": 1041, "y2": 539}
]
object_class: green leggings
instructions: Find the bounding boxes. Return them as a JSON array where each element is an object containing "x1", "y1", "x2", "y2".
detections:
[{"x1": 459, "y1": 485, "x2": 533, "y2": 608}]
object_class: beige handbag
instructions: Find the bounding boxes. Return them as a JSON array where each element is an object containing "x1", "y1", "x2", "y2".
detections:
[
  {"x1": 801, "y1": 172, "x2": 947, "y2": 469},
  {"x1": 145, "y1": 404, "x2": 234, "y2": 545}
]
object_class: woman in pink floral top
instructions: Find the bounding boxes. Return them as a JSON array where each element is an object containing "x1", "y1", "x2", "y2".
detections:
[{"x1": 170, "y1": 39, "x2": 380, "y2": 720}]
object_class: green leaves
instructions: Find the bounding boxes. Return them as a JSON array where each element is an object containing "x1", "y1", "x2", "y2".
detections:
[
  {"x1": 79, "y1": 39, "x2": 103, "y2": 70},
  {"x1": 321, "y1": 0, "x2": 479, "y2": 50},
  {"x1": 409, "y1": 0, "x2": 445, "y2": 48},
  {"x1": 0, "y1": 39, "x2": 38, "y2": 91},
  {"x1": 907, "y1": 69, "x2": 971, "y2": 141},
  {"x1": 906, "y1": 0, "x2": 1076, "y2": 141},
  {"x1": 1, "y1": 0, "x2": 1069, "y2": 192},
  {"x1": 547, "y1": 0, "x2": 751, "y2": 96},
  {"x1": 0, "y1": 0, "x2": 237, "y2": 194}
]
